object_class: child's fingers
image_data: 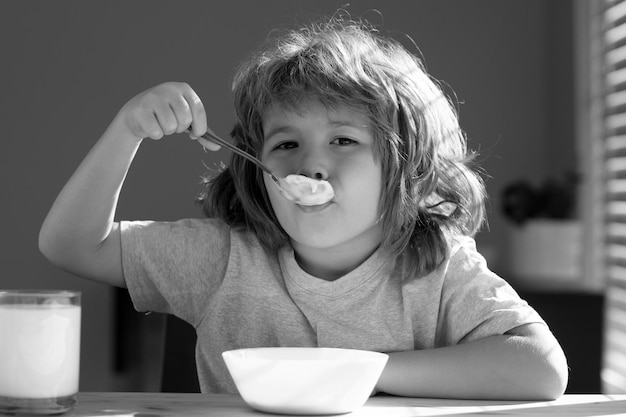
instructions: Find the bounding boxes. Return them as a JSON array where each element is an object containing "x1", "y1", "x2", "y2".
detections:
[
  {"x1": 196, "y1": 136, "x2": 221, "y2": 151},
  {"x1": 183, "y1": 87, "x2": 207, "y2": 138},
  {"x1": 140, "y1": 114, "x2": 165, "y2": 140},
  {"x1": 168, "y1": 94, "x2": 194, "y2": 134},
  {"x1": 123, "y1": 82, "x2": 208, "y2": 141},
  {"x1": 153, "y1": 102, "x2": 180, "y2": 136}
]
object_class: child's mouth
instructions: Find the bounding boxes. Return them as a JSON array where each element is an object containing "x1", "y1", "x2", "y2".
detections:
[
  {"x1": 297, "y1": 200, "x2": 333, "y2": 214},
  {"x1": 279, "y1": 175, "x2": 334, "y2": 206}
]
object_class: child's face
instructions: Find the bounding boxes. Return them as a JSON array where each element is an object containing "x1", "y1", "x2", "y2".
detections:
[{"x1": 260, "y1": 100, "x2": 383, "y2": 264}]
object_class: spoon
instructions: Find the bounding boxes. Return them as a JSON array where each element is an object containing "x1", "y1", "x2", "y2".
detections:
[{"x1": 189, "y1": 128, "x2": 334, "y2": 206}]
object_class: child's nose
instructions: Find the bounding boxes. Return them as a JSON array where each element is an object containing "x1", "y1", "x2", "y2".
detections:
[
  {"x1": 297, "y1": 150, "x2": 329, "y2": 180},
  {"x1": 297, "y1": 166, "x2": 327, "y2": 180}
]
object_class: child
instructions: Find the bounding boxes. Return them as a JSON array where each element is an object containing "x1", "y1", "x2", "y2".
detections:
[{"x1": 39, "y1": 14, "x2": 568, "y2": 399}]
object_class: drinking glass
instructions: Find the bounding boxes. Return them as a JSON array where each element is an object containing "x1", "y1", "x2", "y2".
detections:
[{"x1": 0, "y1": 290, "x2": 81, "y2": 415}]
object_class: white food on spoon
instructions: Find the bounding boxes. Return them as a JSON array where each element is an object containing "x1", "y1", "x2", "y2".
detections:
[{"x1": 281, "y1": 174, "x2": 334, "y2": 206}]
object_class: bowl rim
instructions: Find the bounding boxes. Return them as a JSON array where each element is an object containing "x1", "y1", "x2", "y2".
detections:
[{"x1": 222, "y1": 346, "x2": 389, "y2": 362}]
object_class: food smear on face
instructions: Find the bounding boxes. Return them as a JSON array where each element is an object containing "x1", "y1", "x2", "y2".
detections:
[{"x1": 281, "y1": 175, "x2": 334, "y2": 206}]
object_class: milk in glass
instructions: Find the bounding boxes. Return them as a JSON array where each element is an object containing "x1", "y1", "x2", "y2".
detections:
[{"x1": 0, "y1": 291, "x2": 81, "y2": 415}]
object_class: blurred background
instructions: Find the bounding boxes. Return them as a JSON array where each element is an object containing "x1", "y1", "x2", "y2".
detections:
[{"x1": 0, "y1": 0, "x2": 616, "y2": 394}]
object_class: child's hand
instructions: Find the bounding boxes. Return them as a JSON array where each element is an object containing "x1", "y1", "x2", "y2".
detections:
[{"x1": 114, "y1": 82, "x2": 219, "y2": 150}]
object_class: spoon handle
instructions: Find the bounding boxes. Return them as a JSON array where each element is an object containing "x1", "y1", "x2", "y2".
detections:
[
  {"x1": 190, "y1": 127, "x2": 281, "y2": 183},
  {"x1": 190, "y1": 128, "x2": 276, "y2": 178}
]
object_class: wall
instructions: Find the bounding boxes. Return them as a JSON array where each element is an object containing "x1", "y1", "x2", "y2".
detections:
[{"x1": 0, "y1": 0, "x2": 574, "y2": 390}]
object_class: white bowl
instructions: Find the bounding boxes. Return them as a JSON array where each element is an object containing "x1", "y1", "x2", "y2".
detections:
[{"x1": 222, "y1": 347, "x2": 388, "y2": 415}]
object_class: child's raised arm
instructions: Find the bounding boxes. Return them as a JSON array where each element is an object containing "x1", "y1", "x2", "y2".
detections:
[{"x1": 39, "y1": 82, "x2": 213, "y2": 288}]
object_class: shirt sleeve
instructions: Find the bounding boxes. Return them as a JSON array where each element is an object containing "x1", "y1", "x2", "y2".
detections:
[
  {"x1": 120, "y1": 218, "x2": 230, "y2": 327},
  {"x1": 435, "y1": 237, "x2": 546, "y2": 346}
]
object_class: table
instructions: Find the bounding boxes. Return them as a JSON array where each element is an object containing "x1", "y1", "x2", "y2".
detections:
[{"x1": 69, "y1": 392, "x2": 626, "y2": 417}]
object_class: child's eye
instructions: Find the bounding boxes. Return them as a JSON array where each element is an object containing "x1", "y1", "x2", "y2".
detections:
[
  {"x1": 332, "y1": 137, "x2": 358, "y2": 146},
  {"x1": 274, "y1": 141, "x2": 298, "y2": 151}
]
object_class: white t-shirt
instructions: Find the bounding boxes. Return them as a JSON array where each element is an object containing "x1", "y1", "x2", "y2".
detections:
[{"x1": 121, "y1": 218, "x2": 545, "y2": 393}]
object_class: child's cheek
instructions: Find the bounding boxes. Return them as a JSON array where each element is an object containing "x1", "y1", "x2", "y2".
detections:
[{"x1": 264, "y1": 176, "x2": 286, "y2": 220}]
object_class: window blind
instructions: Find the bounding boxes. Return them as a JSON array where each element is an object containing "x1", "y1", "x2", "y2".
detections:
[{"x1": 600, "y1": 0, "x2": 626, "y2": 394}]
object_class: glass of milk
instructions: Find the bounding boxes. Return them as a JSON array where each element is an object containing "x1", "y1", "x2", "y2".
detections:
[{"x1": 0, "y1": 290, "x2": 81, "y2": 415}]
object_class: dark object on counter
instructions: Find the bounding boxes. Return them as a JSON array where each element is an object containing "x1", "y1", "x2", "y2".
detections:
[{"x1": 501, "y1": 174, "x2": 577, "y2": 225}]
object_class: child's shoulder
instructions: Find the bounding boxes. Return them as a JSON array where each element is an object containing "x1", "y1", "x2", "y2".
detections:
[
  {"x1": 442, "y1": 235, "x2": 504, "y2": 288},
  {"x1": 165, "y1": 218, "x2": 266, "y2": 252},
  {"x1": 122, "y1": 217, "x2": 272, "y2": 263},
  {"x1": 448, "y1": 235, "x2": 480, "y2": 259},
  {"x1": 400, "y1": 235, "x2": 485, "y2": 283},
  {"x1": 418, "y1": 235, "x2": 492, "y2": 282}
]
